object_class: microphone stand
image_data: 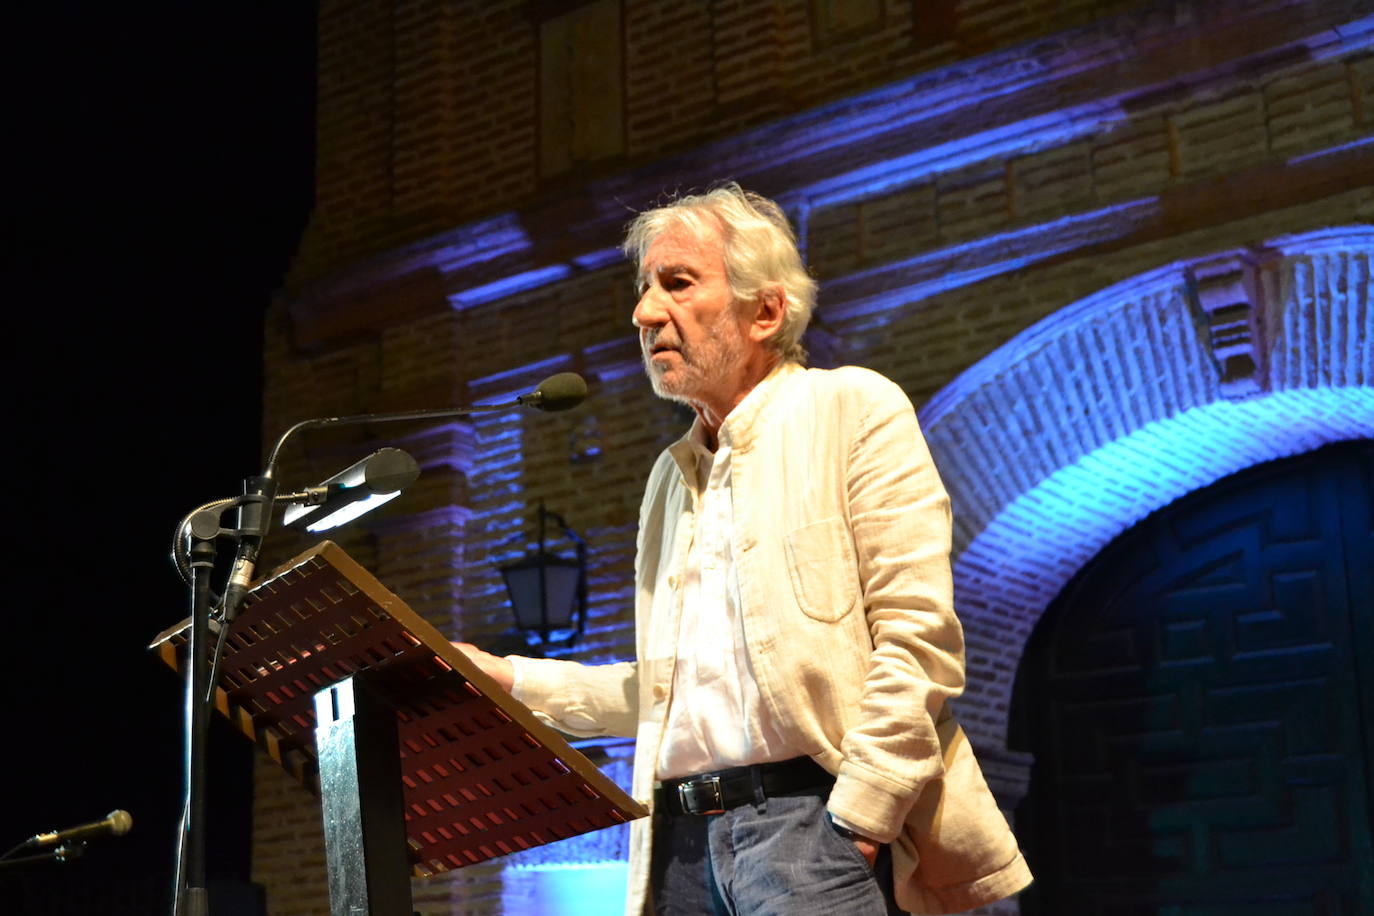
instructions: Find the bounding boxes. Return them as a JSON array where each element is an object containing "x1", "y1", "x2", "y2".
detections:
[
  {"x1": 167, "y1": 373, "x2": 585, "y2": 916},
  {"x1": 171, "y1": 505, "x2": 241, "y2": 916},
  {"x1": 0, "y1": 844, "x2": 86, "y2": 870}
]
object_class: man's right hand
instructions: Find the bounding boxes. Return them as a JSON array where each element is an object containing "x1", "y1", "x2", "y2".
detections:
[{"x1": 450, "y1": 642, "x2": 515, "y2": 693}]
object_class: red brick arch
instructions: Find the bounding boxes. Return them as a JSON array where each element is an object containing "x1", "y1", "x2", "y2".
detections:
[{"x1": 917, "y1": 226, "x2": 1374, "y2": 810}]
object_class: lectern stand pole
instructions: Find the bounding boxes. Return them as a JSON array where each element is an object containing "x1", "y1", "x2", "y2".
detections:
[{"x1": 314, "y1": 676, "x2": 414, "y2": 916}]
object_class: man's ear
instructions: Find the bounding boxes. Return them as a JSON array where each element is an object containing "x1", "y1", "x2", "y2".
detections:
[{"x1": 748, "y1": 286, "x2": 787, "y2": 345}]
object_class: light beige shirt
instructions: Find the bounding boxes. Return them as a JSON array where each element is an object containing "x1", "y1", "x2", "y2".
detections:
[{"x1": 515, "y1": 363, "x2": 1032, "y2": 915}]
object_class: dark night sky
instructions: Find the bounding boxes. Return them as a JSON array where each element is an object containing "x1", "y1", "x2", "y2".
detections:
[{"x1": 5, "y1": 3, "x2": 316, "y2": 905}]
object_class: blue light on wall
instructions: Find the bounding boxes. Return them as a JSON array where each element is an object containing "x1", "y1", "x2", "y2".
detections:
[
  {"x1": 451, "y1": 264, "x2": 574, "y2": 309},
  {"x1": 501, "y1": 862, "x2": 630, "y2": 915}
]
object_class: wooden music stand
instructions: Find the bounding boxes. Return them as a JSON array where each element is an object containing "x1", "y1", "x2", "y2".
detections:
[{"x1": 151, "y1": 540, "x2": 647, "y2": 916}]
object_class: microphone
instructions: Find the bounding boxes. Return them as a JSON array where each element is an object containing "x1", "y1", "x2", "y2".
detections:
[
  {"x1": 252, "y1": 372, "x2": 590, "y2": 534},
  {"x1": 516, "y1": 372, "x2": 588, "y2": 412},
  {"x1": 267, "y1": 371, "x2": 590, "y2": 458},
  {"x1": 26, "y1": 810, "x2": 132, "y2": 849}
]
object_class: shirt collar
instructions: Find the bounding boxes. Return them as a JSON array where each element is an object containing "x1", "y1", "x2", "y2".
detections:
[{"x1": 667, "y1": 361, "x2": 803, "y2": 480}]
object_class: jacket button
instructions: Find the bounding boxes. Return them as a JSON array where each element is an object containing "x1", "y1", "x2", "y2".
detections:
[{"x1": 652, "y1": 683, "x2": 668, "y2": 701}]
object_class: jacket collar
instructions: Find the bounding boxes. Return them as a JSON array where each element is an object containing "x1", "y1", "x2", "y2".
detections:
[{"x1": 667, "y1": 361, "x2": 804, "y2": 481}]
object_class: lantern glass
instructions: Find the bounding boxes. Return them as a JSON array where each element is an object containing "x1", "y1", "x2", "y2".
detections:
[{"x1": 500, "y1": 553, "x2": 582, "y2": 632}]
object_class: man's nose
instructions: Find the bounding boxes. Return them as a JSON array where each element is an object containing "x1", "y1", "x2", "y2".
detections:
[{"x1": 632, "y1": 288, "x2": 667, "y2": 329}]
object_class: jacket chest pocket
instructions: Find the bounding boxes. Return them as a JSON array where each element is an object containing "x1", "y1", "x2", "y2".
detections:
[{"x1": 784, "y1": 516, "x2": 859, "y2": 622}]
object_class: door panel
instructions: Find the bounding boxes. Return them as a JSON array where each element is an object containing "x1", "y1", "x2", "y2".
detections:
[{"x1": 1012, "y1": 441, "x2": 1374, "y2": 915}]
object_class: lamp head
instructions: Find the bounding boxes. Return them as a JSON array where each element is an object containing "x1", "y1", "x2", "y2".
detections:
[{"x1": 283, "y1": 448, "x2": 420, "y2": 533}]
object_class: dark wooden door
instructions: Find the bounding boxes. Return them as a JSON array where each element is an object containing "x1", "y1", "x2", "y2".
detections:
[{"x1": 1011, "y1": 440, "x2": 1374, "y2": 915}]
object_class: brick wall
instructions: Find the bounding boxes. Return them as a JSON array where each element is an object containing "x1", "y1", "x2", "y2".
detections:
[
  {"x1": 254, "y1": 1, "x2": 1373, "y2": 912},
  {"x1": 293, "y1": 0, "x2": 1154, "y2": 285}
]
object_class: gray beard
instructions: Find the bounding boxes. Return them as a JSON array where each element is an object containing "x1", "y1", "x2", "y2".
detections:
[{"x1": 642, "y1": 313, "x2": 745, "y2": 406}]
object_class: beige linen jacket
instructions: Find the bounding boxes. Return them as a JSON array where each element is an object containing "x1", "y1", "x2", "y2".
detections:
[{"x1": 516, "y1": 362, "x2": 1032, "y2": 914}]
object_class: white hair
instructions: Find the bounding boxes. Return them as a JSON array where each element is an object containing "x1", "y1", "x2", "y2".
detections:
[{"x1": 623, "y1": 183, "x2": 817, "y2": 364}]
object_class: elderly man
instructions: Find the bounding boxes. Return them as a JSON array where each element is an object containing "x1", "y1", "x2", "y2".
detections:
[{"x1": 460, "y1": 185, "x2": 1031, "y2": 914}]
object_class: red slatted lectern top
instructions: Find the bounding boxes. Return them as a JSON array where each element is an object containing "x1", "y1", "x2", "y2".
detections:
[{"x1": 151, "y1": 540, "x2": 646, "y2": 877}]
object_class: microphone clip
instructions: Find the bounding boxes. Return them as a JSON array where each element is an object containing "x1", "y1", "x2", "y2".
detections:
[{"x1": 52, "y1": 842, "x2": 85, "y2": 863}]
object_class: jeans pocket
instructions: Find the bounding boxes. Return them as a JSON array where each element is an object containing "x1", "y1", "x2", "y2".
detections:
[{"x1": 820, "y1": 816, "x2": 876, "y2": 876}]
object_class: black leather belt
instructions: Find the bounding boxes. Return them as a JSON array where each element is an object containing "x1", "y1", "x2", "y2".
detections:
[{"x1": 655, "y1": 757, "x2": 834, "y2": 816}]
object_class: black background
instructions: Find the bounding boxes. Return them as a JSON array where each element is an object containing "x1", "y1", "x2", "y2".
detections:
[{"x1": 5, "y1": 3, "x2": 316, "y2": 908}]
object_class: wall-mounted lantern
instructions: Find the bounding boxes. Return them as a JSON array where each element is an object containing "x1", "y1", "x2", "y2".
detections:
[{"x1": 499, "y1": 502, "x2": 587, "y2": 647}]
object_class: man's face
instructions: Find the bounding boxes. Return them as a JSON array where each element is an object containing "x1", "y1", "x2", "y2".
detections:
[{"x1": 632, "y1": 222, "x2": 749, "y2": 407}]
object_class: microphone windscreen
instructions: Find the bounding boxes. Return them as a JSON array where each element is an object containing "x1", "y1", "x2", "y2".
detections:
[
  {"x1": 108, "y1": 810, "x2": 133, "y2": 836},
  {"x1": 534, "y1": 372, "x2": 588, "y2": 412}
]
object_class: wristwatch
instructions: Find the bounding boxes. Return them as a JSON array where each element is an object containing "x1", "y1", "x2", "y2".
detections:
[{"x1": 826, "y1": 812, "x2": 867, "y2": 842}]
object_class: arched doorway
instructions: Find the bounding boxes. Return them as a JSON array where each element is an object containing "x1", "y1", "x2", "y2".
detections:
[
  {"x1": 912, "y1": 226, "x2": 1372, "y2": 831},
  {"x1": 1010, "y1": 440, "x2": 1374, "y2": 913}
]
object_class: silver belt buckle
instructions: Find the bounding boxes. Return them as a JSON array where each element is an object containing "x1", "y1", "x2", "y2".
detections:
[{"x1": 677, "y1": 776, "x2": 725, "y2": 815}]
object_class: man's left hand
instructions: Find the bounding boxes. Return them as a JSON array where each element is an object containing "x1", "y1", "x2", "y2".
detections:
[{"x1": 852, "y1": 836, "x2": 880, "y2": 868}]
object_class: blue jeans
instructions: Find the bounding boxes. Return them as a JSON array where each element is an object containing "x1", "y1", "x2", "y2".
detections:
[{"x1": 649, "y1": 785, "x2": 902, "y2": 915}]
